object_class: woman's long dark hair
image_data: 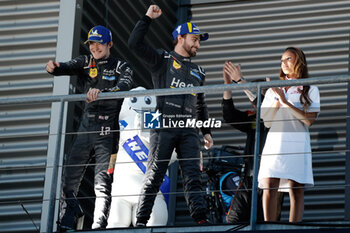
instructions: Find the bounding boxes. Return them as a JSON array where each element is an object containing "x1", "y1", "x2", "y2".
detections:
[{"x1": 279, "y1": 47, "x2": 311, "y2": 111}]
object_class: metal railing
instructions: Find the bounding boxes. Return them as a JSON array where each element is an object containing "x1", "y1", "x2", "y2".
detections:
[
  {"x1": 2, "y1": 76, "x2": 350, "y2": 105},
  {"x1": 1, "y1": 74, "x2": 350, "y2": 232}
]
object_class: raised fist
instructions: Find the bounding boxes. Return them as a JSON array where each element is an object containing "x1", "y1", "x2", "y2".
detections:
[
  {"x1": 46, "y1": 60, "x2": 60, "y2": 73},
  {"x1": 146, "y1": 5, "x2": 162, "y2": 19}
]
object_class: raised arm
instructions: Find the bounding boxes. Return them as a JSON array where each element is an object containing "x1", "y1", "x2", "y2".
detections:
[{"x1": 128, "y1": 5, "x2": 164, "y2": 69}]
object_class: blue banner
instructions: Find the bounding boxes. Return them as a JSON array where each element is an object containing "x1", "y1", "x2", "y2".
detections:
[{"x1": 122, "y1": 135, "x2": 171, "y2": 204}]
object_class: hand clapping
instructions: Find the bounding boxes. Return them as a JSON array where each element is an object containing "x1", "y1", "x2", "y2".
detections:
[{"x1": 223, "y1": 61, "x2": 242, "y2": 84}]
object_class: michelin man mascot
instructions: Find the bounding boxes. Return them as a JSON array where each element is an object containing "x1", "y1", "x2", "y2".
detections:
[{"x1": 107, "y1": 87, "x2": 170, "y2": 228}]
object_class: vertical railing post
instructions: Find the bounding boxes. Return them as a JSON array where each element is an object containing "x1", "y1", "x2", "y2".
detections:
[
  {"x1": 250, "y1": 85, "x2": 262, "y2": 230},
  {"x1": 45, "y1": 100, "x2": 65, "y2": 233},
  {"x1": 345, "y1": 30, "x2": 350, "y2": 220}
]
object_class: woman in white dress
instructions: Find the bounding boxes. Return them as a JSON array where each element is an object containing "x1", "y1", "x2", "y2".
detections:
[{"x1": 258, "y1": 47, "x2": 320, "y2": 222}]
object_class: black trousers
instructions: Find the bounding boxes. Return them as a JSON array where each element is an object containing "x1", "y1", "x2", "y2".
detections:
[
  {"x1": 136, "y1": 128, "x2": 207, "y2": 224},
  {"x1": 226, "y1": 176, "x2": 264, "y2": 223},
  {"x1": 61, "y1": 112, "x2": 117, "y2": 228}
]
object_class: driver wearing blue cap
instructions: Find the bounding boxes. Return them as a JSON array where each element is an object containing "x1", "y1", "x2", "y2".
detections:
[
  {"x1": 129, "y1": 4, "x2": 214, "y2": 227},
  {"x1": 172, "y1": 22, "x2": 209, "y2": 42},
  {"x1": 46, "y1": 25, "x2": 134, "y2": 231},
  {"x1": 85, "y1": 25, "x2": 112, "y2": 44}
]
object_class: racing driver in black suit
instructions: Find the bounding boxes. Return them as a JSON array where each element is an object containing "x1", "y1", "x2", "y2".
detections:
[
  {"x1": 128, "y1": 5, "x2": 214, "y2": 226},
  {"x1": 46, "y1": 25, "x2": 133, "y2": 231}
]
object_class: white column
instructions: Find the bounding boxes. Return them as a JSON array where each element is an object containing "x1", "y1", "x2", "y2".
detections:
[{"x1": 40, "y1": 0, "x2": 83, "y2": 232}]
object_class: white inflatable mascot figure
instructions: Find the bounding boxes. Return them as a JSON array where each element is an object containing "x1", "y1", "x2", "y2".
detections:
[{"x1": 107, "y1": 87, "x2": 169, "y2": 228}]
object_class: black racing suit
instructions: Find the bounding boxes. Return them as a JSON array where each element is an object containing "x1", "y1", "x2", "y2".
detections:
[
  {"x1": 50, "y1": 55, "x2": 133, "y2": 229},
  {"x1": 128, "y1": 15, "x2": 211, "y2": 224},
  {"x1": 222, "y1": 98, "x2": 267, "y2": 223}
]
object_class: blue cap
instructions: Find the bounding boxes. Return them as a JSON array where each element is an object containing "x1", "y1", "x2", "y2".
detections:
[
  {"x1": 172, "y1": 22, "x2": 209, "y2": 41},
  {"x1": 84, "y1": 25, "x2": 112, "y2": 44}
]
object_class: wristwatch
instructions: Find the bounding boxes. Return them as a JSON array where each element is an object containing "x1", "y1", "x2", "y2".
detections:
[{"x1": 235, "y1": 77, "x2": 245, "y2": 83}]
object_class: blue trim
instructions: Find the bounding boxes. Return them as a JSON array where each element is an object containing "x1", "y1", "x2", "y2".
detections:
[
  {"x1": 219, "y1": 172, "x2": 238, "y2": 208},
  {"x1": 102, "y1": 75, "x2": 116, "y2": 81},
  {"x1": 190, "y1": 70, "x2": 202, "y2": 81},
  {"x1": 122, "y1": 135, "x2": 170, "y2": 204}
]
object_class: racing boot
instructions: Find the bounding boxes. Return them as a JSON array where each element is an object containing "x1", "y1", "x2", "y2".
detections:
[
  {"x1": 59, "y1": 191, "x2": 84, "y2": 232},
  {"x1": 194, "y1": 212, "x2": 212, "y2": 225}
]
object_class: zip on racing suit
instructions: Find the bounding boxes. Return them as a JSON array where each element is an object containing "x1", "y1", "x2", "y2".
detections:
[
  {"x1": 49, "y1": 54, "x2": 133, "y2": 229},
  {"x1": 128, "y1": 15, "x2": 211, "y2": 225}
]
